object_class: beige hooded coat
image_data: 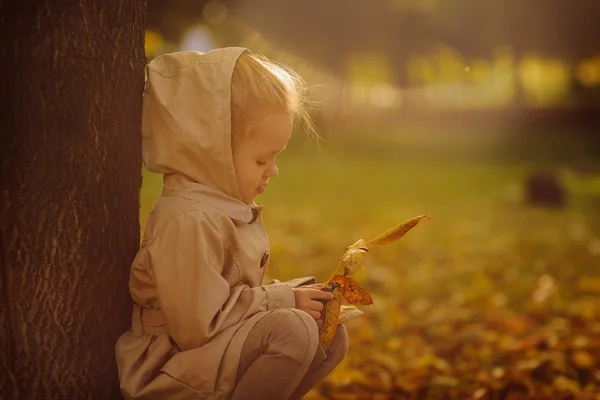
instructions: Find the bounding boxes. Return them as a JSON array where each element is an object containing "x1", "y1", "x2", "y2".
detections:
[{"x1": 115, "y1": 47, "x2": 317, "y2": 400}]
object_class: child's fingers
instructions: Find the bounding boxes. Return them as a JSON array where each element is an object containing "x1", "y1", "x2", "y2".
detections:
[
  {"x1": 307, "y1": 289, "x2": 335, "y2": 300},
  {"x1": 316, "y1": 318, "x2": 323, "y2": 330},
  {"x1": 311, "y1": 300, "x2": 324, "y2": 312},
  {"x1": 307, "y1": 310, "x2": 321, "y2": 320}
]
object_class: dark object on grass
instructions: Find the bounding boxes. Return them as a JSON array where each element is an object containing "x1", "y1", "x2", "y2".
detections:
[{"x1": 525, "y1": 171, "x2": 566, "y2": 208}]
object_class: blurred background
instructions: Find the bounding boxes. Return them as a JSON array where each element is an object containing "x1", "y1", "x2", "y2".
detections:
[{"x1": 142, "y1": 1, "x2": 600, "y2": 398}]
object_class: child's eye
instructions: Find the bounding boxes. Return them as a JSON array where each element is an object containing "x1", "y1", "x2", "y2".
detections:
[{"x1": 256, "y1": 161, "x2": 266, "y2": 166}]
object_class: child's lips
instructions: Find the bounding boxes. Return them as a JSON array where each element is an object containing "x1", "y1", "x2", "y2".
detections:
[{"x1": 257, "y1": 185, "x2": 266, "y2": 194}]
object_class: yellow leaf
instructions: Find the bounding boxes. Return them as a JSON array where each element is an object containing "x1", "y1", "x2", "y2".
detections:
[
  {"x1": 341, "y1": 239, "x2": 369, "y2": 276},
  {"x1": 578, "y1": 276, "x2": 600, "y2": 294},
  {"x1": 430, "y1": 376, "x2": 459, "y2": 387},
  {"x1": 365, "y1": 215, "x2": 429, "y2": 246},
  {"x1": 516, "y1": 358, "x2": 541, "y2": 371},
  {"x1": 573, "y1": 351, "x2": 594, "y2": 369},
  {"x1": 329, "y1": 275, "x2": 374, "y2": 305},
  {"x1": 319, "y1": 285, "x2": 343, "y2": 351},
  {"x1": 491, "y1": 367, "x2": 505, "y2": 379},
  {"x1": 554, "y1": 376, "x2": 581, "y2": 393},
  {"x1": 370, "y1": 352, "x2": 400, "y2": 372},
  {"x1": 473, "y1": 388, "x2": 488, "y2": 399}
]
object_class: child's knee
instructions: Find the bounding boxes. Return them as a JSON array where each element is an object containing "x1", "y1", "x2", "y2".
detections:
[{"x1": 266, "y1": 309, "x2": 319, "y2": 364}]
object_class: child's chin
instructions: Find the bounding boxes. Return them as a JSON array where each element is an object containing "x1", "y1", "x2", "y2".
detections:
[{"x1": 243, "y1": 194, "x2": 257, "y2": 204}]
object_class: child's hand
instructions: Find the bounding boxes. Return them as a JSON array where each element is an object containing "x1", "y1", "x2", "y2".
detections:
[{"x1": 292, "y1": 287, "x2": 334, "y2": 320}]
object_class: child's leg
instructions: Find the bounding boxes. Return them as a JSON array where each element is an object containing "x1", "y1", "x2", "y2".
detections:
[
  {"x1": 231, "y1": 309, "x2": 319, "y2": 400},
  {"x1": 291, "y1": 323, "x2": 348, "y2": 399}
]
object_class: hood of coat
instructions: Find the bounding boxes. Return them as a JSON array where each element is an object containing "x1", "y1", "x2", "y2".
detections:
[{"x1": 142, "y1": 47, "x2": 248, "y2": 202}]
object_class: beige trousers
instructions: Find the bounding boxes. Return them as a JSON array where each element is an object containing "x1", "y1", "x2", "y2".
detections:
[{"x1": 230, "y1": 309, "x2": 348, "y2": 400}]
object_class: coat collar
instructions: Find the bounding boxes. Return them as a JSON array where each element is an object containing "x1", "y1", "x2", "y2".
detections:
[{"x1": 162, "y1": 173, "x2": 263, "y2": 224}]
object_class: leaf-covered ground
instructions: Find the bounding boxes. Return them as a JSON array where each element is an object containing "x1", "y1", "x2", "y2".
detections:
[{"x1": 140, "y1": 127, "x2": 600, "y2": 399}]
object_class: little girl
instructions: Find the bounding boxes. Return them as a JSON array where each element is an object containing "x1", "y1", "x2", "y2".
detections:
[{"x1": 115, "y1": 47, "x2": 348, "y2": 400}]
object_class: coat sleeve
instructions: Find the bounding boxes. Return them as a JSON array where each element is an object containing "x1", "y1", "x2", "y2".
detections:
[
  {"x1": 147, "y1": 210, "x2": 296, "y2": 351},
  {"x1": 264, "y1": 277, "x2": 317, "y2": 287}
]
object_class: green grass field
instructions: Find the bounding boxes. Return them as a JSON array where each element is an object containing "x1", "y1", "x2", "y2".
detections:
[{"x1": 140, "y1": 126, "x2": 600, "y2": 399}]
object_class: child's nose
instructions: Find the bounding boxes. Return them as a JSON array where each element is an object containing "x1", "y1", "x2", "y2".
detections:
[{"x1": 266, "y1": 164, "x2": 279, "y2": 178}]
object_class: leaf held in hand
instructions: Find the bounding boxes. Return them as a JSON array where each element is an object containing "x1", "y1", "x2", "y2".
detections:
[
  {"x1": 319, "y1": 284, "x2": 343, "y2": 351},
  {"x1": 320, "y1": 214, "x2": 427, "y2": 348},
  {"x1": 365, "y1": 215, "x2": 429, "y2": 247},
  {"x1": 341, "y1": 239, "x2": 369, "y2": 276},
  {"x1": 330, "y1": 274, "x2": 374, "y2": 305}
]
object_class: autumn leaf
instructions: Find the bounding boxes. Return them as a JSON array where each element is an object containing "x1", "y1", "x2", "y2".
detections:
[
  {"x1": 319, "y1": 284, "x2": 343, "y2": 351},
  {"x1": 327, "y1": 215, "x2": 429, "y2": 281},
  {"x1": 329, "y1": 274, "x2": 374, "y2": 305},
  {"x1": 341, "y1": 239, "x2": 369, "y2": 276},
  {"x1": 572, "y1": 350, "x2": 594, "y2": 368},
  {"x1": 317, "y1": 215, "x2": 426, "y2": 373},
  {"x1": 365, "y1": 215, "x2": 429, "y2": 247},
  {"x1": 554, "y1": 376, "x2": 581, "y2": 393},
  {"x1": 473, "y1": 388, "x2": 488, "y2": 399}
]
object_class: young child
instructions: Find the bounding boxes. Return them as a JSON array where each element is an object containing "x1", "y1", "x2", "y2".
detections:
[{"x1": 115, "y1": 47, "x2": 348, "y2": 400}]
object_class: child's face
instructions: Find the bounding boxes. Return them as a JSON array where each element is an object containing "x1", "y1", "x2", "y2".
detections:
[{"x1": 233, "y1": 111, "x2": 293, "y2": 204}]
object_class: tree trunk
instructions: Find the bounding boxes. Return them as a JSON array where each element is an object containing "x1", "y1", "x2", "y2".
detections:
[{"x1": 0, "y1": 1, "x2": 146, "y2": 399}]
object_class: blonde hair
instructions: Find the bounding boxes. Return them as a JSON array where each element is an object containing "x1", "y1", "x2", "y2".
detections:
[{"x1": 231, "y1": 52, "x2": 317, "y2": 140}]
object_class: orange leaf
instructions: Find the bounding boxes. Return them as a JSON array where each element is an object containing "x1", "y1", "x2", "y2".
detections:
[
  {"x1": 329, "y1": 275, "x2": 374, "y2": 305},
  {"x1": 365, "y1": 215, "x2": 429, "y2": 246},
  {"x1": 573, "y1": 350, "x2": 594, "y2": 369},
  {"x1": 319, "y1": 285, "x2": 343, "y2": 351}
]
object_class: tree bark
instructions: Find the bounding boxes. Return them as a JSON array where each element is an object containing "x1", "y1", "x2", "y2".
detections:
[{"x1": 0, "y1": 1, "x2": 146, "y2": 399}]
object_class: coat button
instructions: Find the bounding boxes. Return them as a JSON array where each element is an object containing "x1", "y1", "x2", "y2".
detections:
[{"x1": 260, "y1": 252, "x2": 269, "y2": 268}]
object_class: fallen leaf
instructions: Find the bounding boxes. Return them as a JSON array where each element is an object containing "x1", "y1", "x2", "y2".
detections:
[
  {"x1": 573, "y1": 350, "x2": 594, "y2": 368},
  {"x1": 415, "y1": 353, "x2": 451, "y2": 372},
  {"x1": 491, "y1": 367, "x2": 505, "y2": 379},
  {"x1": 572, "y1": 335, "x2": 591, "y2": 349},
  {"x1": 578, "y1": 276, "x2": 600, "y2": 294},
  {"x1": 319, "y1": 284, "x2": 343, "y2": 351},
  {"x1": 365, "y1": 215, "x2": 429, "y2": 247},
  {"x1": 554, "y1": 375, "x2": 581, "y2": 393},
  {"x1": 516, "y1": 358, "x2": 541, "y2": 371},
  {"x1": 429, "y1": 375, "x2": 459, "y2": 387},
  {"x1": 329, "y1": 274, "x2": 374, "y2": 305}
]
